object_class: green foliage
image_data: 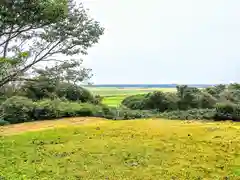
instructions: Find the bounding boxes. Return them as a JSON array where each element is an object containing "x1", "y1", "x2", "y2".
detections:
[
  {"x1": 103, "y1": 107, "x2": 154, "y2": 120},
  {"x1": 0, "y1": 119, "x2": 9, "y2": 126},
  {"x1": 0, "y1": 0, "x2": 104, "y2": 87},
  {"x1": 219, "y1": 89, "x2": 240, "y2": 104},
  {"x1": 158, "y1": 109, "x2": 216, "y2": 120},
  {"x1": 121, "y1": 94, "x2": 146, "y2": 110},
  {"x1": 33, "y1": 99, "x2": 63, "y2": 120},
  {"x1": 228, "y1": 83, "x2": 240, "y2": 90},
  {"x1": 176, "y1": 85, "x2": 201, "y2": 110},
  {"x1": 122, "y1": 92, "x2": 179, "y2": 112},
  {"x1": 0, "y1": 96, "x2": 157, "y2": 124},
  {"x1": 21, "y1": 77, "x2": 58, "y2": 100},
  {"x1": 144, "y1": 91, "x2": 179, "y2": 112},
  {"x1": 214, "y1": 102, "x2": 240, "y2": 121},
  {"x1": 21, "y1": 79, "x2": 96, "y2": 103},
  {"x1": 1, "y1": 96, "x2": 35, "y2": 124},
  {"x1": 56, "y1": 83, "x2": 94, "y2": 102},
  {"x1": 34, "y1": 99, "x2": 105, "y2": 120},
  {"x1": 205, "y1": 84, "x2": 226, "y2": 98},
  {"x1": 198, "y1": 91, "x2": 217, "y2": 109},
  {"x1": 91, "y1": 95, "x2": 103, "y2": 105}
]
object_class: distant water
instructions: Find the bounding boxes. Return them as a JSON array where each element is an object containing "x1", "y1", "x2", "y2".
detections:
[{"x1": 87, "y1": 84, "x2": 215, "y2": 88}]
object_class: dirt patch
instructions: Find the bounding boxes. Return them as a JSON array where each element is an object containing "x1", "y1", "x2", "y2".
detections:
[{"x1": 0, "y1": 117, "x2": 105, "y2": 136}]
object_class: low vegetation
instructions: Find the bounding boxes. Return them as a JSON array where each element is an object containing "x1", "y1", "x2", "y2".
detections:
[
  {"x1": 1, "y1": 83, "x2": 240, "y2": 125},
  {"x1": 122, "y1": 84, "x2": 240, "y2": 121}
]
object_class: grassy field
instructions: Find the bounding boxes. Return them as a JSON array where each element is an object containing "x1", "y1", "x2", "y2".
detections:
[
  {"x1": 88, "y1": 87, "x2": 175, "y2": 96},
  {"x1": 1, "y1": 118, "x2": 240, "y2": 179},
  {"x1": 88, "y1": 87, "x2": 175, "y2": 106},
  {"x1": 101, "y1": 95, "x2": 128, "y2": 107}
]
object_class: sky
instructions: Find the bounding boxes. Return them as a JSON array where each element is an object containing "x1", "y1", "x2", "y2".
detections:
[{"x1": 79, "y1": 0, "x2": 240, "y2": 84}]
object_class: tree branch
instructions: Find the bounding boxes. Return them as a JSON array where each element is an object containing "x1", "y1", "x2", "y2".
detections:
[
  {"x1": 0, "y1": 41, "x2": 62, "y2": 87},
  {"x1": 2, "y1": 24, "x2": 14, "y2": 57}
]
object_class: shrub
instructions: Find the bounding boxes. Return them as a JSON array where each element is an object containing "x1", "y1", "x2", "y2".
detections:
[
  {"x1": 214, "y1": 102, "x2": 240, "y2": 121},
  {"x1": 162, "y1": 92, "x2": 179, "y2": 111},
  {"x1": 21, "y1": 77, "x2": 58, "y2": 100},
  {"x1": 228, "y1": 83, "x2": 240, "y2": 91},
  {"x1": 158, "y1": 109, "x2": 216, "y2": 120},
  {"x1": 1, "y1": 96, "x2": 35, "y2": 124},
  {"x1": 122, "y1": 92, "x2": 179, "y2": 112},
  {"x1": 205, "y1": 84, "x2": 226, "y2": 98},
  {"x1": 0, "y1": 119, "x2": 10, "y2": 126},
  {"x1": 177, "y1": 85, "x2": 201, "y2": 110},
  {"x1": 121, "y1": 94, "x2": 146, "y2": 110},
  {"x1": 33, "y1": 99, "x2": 63, "y2": 120},
  {"x1": 21, "y1": 79, "x2": 96, "y2": 103},
  {"x1": 144, "y1": 91, "x2": 168, "y2": 111},
  {"x1": 104, "y1": 108, "x2": 154, "y2": 120},
  {"x1": 34, "y1": 99, "x2": 106, "y2": 120},
  {"x1": 219, "y1": 90, "x2": 240, "y2": 104},
  {"x1": 91, "y1": 95, "x2": 103, "y2": 105},
  {"x1": 198, "y1": 92, "x2": 217, "y2": 109},
  {"x1": 56, "y1": 83, "x2": 94, "y2": 102}
]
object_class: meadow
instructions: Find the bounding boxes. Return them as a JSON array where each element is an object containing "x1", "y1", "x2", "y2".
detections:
[
  {"x1": 0, "y1": 118, "x2": 240, "y2": 179},
  {"x1": 88, "y1": 87, "x2": 176, "y2": 106}
]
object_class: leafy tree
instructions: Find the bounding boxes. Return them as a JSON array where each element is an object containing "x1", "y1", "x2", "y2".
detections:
[
  {"x1": 219, "y1": 89, "x2": 240, "y2": 104},
  {"x1": 20, "y1": 76, "x2": 58, "y2": 100},
  {"x1": 205, "y1": 84, "x2": 226, "y2": 98},
  {"x1": 1, "y1": 96, "x2": 35, "y2": 124},
  {"x1": 198, "y1": 91, "x2": 217, "y2": 109},
  {"x1": 0, "y1": 0, "x2": 104, "y2": 87},
  {"x1": 228, "y1": 83, "x2": 240, "y2": 91},
  {"x1": 56, "y1": 83, "x2": 94, "y2": 102},
  {"x1": 33, "y1": 59, "x2": 92, "y2": 85},
  {"x1": 176, "y1": 85, "x2": 201, "y2": 110}
]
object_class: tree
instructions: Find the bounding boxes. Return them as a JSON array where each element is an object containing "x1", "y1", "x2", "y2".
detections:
[
  {"x1": 176, "y1": 85, "x2": 201, "y2": 110},
  {"x1": 33, "y1": 59, "x2": 92, "y2": 85},
  {"x1": 0, "y1": 0, "x2": 104, "y2": 87}
]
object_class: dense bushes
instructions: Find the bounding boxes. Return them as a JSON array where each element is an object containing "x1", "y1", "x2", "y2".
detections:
[
  {"x1": 0, "y1": 119, "x2": 10, "y2": 126},
  {"x1": 122, "y1": 87, "x2": 216, "y2": 111},
  {"x1": 121, "y1": 84, "x2": 240, "y2": 121},
  {"x1": 1, "y1": 96, "x2": 35, "y2": 124},
  {"x1": 21, "y1": 79, "x2": 98, "y2": 103},
  {"x1": 0, "y1": 97, "x2": 106, "y2": 123},
  {"x1": 0, "y1": 96, "x2": 154, "y2": 124},
  {"x1": 21, "y1": 77, "x2": 58, "y2": 100},
  {"x1": 56, "y1": 83, "x2": 95, "y2": 102},
  {"x1": 122, "y1": 92, "x2": 179, "y2": 112},
  {"x1": 158, "y1": 109, "x2": 216, "y2": 120},
  {"x1": 121, "y1": 94, "x2": 146, "y2": 110},
  {"x1": 34, "y1": 99, "x2": 105, "y2": 120},
  {"x1": 214, "y1": 102, "x2": 240, "y2": 121},
  {"x1": 1, "y1": 84, "x2": 240, "y2": 125}
]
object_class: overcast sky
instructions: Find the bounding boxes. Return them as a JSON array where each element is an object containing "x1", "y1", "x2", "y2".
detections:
[{"x1": 79, "y1": 0, "x2": 240, "y2": 84}]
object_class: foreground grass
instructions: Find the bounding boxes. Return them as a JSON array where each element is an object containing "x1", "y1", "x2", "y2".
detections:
[{"x1": 1, "y1": 119, "x2": 240, "y2": 179}]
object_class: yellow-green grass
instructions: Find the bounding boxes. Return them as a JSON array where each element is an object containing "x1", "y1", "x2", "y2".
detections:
[
  {"x1": 1, "y1": 118, "x2": 240, "y2": 179},
  {"x1": 102, "y1": 95, "x2": 128, "y2": 107}
]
